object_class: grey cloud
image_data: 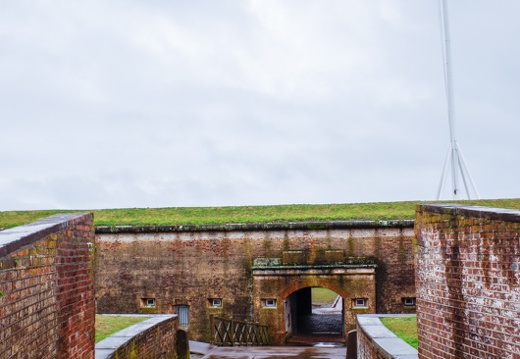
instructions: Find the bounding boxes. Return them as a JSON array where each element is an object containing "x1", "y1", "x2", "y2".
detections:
[{"x1": 1, "y1": 1, "x2": 519, "y2": 211}]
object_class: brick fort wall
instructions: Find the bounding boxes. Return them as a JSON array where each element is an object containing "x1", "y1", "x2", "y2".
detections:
[
  {"x1": 95, "y1": 220, "x2": 416, "y2": 342},
  {"x1": 0, "y1": 213, "x2": 95, "y2": 359},
  {"x1": 415, "y1": 204, "x2": 520, "y2": 359}
]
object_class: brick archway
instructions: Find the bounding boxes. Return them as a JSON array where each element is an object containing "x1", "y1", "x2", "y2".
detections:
[{"x1": 252, "y1": 262, "x2": 377, "y2": 345}]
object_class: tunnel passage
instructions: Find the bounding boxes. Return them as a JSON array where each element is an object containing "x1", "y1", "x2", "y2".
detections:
[{"x1": 284, "y1": 287, "x2": 344, "y2": 344}]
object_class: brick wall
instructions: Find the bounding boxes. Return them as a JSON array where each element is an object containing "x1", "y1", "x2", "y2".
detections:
[
  {"x1": 415, "y1": 204, "x2": 520, "y2": 359},
  {"x1": 357, "y1": 320, "x2": 388, "y2": 359},
  {"x1": 0, "y1": 214, "x2": 95, "y2": 359},
  {"x1": 95, "y1": 221, "x2": 416, "y2": 342},
  {"x1": 95, "y1": 315, "x2": 182, "y2": 359}
]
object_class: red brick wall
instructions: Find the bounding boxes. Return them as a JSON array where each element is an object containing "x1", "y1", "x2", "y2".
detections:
[
  {"x1": 95, "y1": 221, "x2": 416, "y2": 342},
  {"x1": 0, "y1": 214, "x2": 95, "y2": 359},
  {"x1": 356, "y1": 321, "x2": 388, "y2": 359},
  {"x1": 415, "y1": 204, "x2": 520, "y2": 359}
]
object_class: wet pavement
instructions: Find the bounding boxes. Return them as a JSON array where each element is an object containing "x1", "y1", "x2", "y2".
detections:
[
  {"x1": 286, "y1": 333, "x2": 345, "y2": 346},
  {"x1": 297, "y1": 314, "x2": 343, "y2": 335},
  {"x1": 192, "y1": 296, "x2": 346, "y2": 358},
  {"x1": 198, "y1": 345, "x2": 346, "y2": 359}
]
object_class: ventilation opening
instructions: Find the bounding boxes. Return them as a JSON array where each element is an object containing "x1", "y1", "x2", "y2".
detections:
[
  {"x1": 285, "y1": 287, "x2": 344, "y2": 346},
  {"x1": 141, "y1": 298, "x2": 156, "y2": 308}
]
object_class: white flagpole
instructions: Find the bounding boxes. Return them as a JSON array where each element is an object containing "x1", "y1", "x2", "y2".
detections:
[{"x1": 436, "y1": 0, "x2": 479, "y2": 200}]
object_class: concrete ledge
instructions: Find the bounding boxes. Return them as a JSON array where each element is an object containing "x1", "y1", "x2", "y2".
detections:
[
  {"x1": 95, "y1": 314, "x2": 177, "y2": 359},
  {"x1": 95, "y1": 219, "x2": 414, "y2": 234},
  {"x1": 357, "y1": 314, "x2": 418, "y2": 359},
  {"x1": 417, "y1": 203, "x2": 520, "y2": 222},
  {"x1": 0, "y1": 213, "x2": 90, "y2": 257}
]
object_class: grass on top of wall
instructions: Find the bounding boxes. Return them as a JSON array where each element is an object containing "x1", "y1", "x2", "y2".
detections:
[
  {"x1": 380, "y1": 316, "x2": 418, "y2": 349},
  {"x1": 1, "y1": 198, "x2": 520, "y2": 229},
  {"x1": 95, "y1": 315, "x2": 150, "y2": 343}
]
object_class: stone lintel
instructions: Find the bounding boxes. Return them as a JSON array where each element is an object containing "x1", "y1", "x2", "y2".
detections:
[{"x1": 252, "y1": 266, "x2": 377, "y2": 277}]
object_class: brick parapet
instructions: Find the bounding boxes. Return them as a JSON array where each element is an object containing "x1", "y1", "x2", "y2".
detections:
[
  {"x1": 356, "y1": 314, "x2": 418, "y2": 359},
  {"x1": 0, "y1": 213, "x2": 95, "y2": 359},
  {"x1": 95, "y1": 315, "x2": 182, "y2": 359},
  {"x1": 415, "y1": 204, "x2": 520, "y2": 359}
]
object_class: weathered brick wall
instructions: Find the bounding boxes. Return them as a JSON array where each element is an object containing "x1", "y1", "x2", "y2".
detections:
[
  {"x1": 95, "y1": 221, "x2": 416, "y2": 342},
  {"x1": 96, "y1": 315, "x2": 181, "y2": 359},
  {"x1": 415, "y1": 204, "x2": 520, "y2": 359},
  {"x1": 357, "y1": 325, "x2": 388, "y2": 359},
  {"x1": 0, "y1": 214, "x2": 95, "y2": 359}
]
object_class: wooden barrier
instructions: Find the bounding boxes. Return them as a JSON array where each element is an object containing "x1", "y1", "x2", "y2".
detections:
[{"x1": 210, "y1": 315, "x2": 270, "y2": 346}]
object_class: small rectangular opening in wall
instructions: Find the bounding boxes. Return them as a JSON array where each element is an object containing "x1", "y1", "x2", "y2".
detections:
[
  {"x1": 353, "y1": 298, "x2": 367, "y2": 308},
  {"x1": 209, "y1": 298, "x2": 222, "y2": 307},
  {"x1": 141, "y1": 298, "x2": 156, "y2": 308},
  {"x1": 403, "y1": 297, "x2": 416, "y2": 307},
  {"x1": 262, "y1": 298, "x2": 277, "y2": 308}
]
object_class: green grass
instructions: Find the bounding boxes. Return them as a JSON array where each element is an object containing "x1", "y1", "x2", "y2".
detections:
[
  {"x1": 1, "y1": 198, "x2": 520, "y2": 229},
  {"x1": 95, "y1": 315, "x2": 150, "y2": 343},
  {"x1": 312, "y1": 287, "x2": 339, "y2": 304},
  {"x1": 380, "y1": 316, "x2": 418, "y2": 349}
]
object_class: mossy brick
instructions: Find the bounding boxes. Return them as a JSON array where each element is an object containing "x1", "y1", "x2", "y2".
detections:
[
  {"x1": 96, "y1": 223, "x2": 412, "y2": 343},
  {"x1": 0, "y1": 213, "x2": 95, "y2": 359},
  {"x1": 416, "y1": 205, "x2": 520, "y2": 359}
]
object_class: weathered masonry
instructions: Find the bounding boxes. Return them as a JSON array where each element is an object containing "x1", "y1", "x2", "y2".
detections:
[
  {"x1": 95, "y1": 220, "x2": 416, "y2": 344},
  {"x1": 415, "y1": 205, "x2": 520, "y2": 359},
  {"x1": 0, "y1": 214, "x2": 95, "y2": 359}
]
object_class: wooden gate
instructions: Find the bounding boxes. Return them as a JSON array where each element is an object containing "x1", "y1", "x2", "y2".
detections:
[{"x1": 210, "y1": 315, "x2": 270, "y2": 346}]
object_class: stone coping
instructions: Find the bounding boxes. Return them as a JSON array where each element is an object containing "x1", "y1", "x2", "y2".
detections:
[
  {"x1": 357, "y1": 314, "x2": 418, "y2": 359},
  {"x1": 0, "y1": 213, "x2": 90, "y2": 257},
  {"x1": 95, "y1": 314, "x2": 176, "y2": 359},
  {"x1": 95, "y1": 219, "x2": 414, "y2": 234},
  {"x1": 417, "y1": 204, "x2": 520, "y2": 222}
]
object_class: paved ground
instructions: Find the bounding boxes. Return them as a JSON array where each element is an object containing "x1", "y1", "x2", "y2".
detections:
[
  {"x1": 190, "y1": 341, "x2": 215, "y2": 354},
  {"x1": 297, "y1": 313, "x2": 343, "y2": 335},
  {"x1": 286, "y1": 333, "x2": 344, "y2": 346},
  {"x1": 191, "y1": 296, "x2": 347, "y2": 359},
  {"x1": 198, "y1": 345, "x2": 347, "y2": 359},
  {"x1": 190, "y1": 340, "x2": 346, "y2": 359}
]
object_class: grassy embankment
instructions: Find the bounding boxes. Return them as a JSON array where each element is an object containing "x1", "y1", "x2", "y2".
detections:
[
  {"x1": 380, "y1": 316, "x2": 418, "y2": 349},
  {"x1": 95, "y1": 315, "x2": 150, "y2": 343},
  {"x1": 1, "y1": 198, "x2": 520, "y2": 229},
  {"x1": 312, "y1": 287, "x2": 339, "y2": 305}
]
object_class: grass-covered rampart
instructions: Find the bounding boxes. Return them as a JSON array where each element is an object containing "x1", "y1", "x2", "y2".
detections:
[{"x1": 1, "y1": 198, "x2": 520, "y2": 229}]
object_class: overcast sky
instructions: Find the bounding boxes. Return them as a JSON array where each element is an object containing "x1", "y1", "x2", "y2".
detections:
[{"x1": 1, "y1": 1, "x2": 519, "y2": 211}]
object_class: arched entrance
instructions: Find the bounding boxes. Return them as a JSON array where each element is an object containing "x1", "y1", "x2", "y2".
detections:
[
  {"x1": 284, "y1": 286, "x2": 344, "y2": 345},
  {"x1": 252, "y1": 253, "x2": 377, "y2": 345}
]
